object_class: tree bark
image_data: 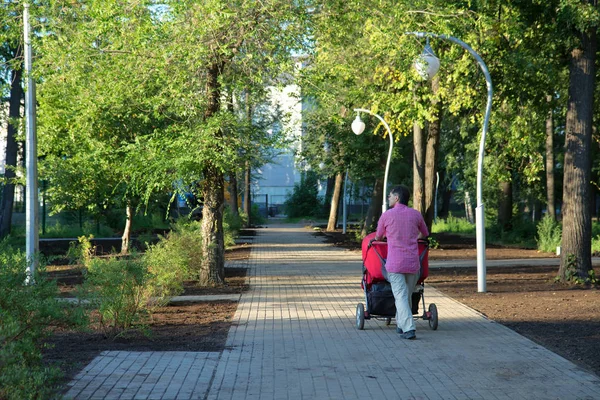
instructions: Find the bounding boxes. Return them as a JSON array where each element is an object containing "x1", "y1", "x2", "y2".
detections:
[
  {"x1": 361, "y1": 177, "x2": 383, "y2": 237},
  {"x1": 226, "y1": 90, "x2": 239, "y2": 217},
  {"x1": 200, "y1": 165, "x2": 225, "y2": 285},
  {"x1": 243, "y1": 161, "x2": 251, "y2": 225},
  {"x1": 498, "y1": 181, "x2": 513, "y2": 231},
  {"x1": 413, "y1": 121, "x2": 425, "y2": 214},
  {"x1": 326, "y1": 172, "x2": 343, "y2": 231},
  {"x1": 121, "y1": 202, "x2": 133, "y2": 254},
  {"x1": 228, "y1": 172, "x2": 239, "y2": 216},
  {"x1": 559, "y1": 22, "x2": 596, "y2": 281},
  {"x1": 424, "y1": 76, "x2": 442, "y2": 231},
  {"x1": 0, "y1": 49, "x2": 23, "y2": 239},
  {"x1": 545, "y1": 94, "x2": 556, "y2": 221},
  {"x1": 200, "y1": 62, "x2": 226, "y2": 285},
  {"x1": 242, "y1": 90, "x2": 252, "y2": 227},
  {"x1": 322, "y1": 175, "x2": 335, "y2": 217}
]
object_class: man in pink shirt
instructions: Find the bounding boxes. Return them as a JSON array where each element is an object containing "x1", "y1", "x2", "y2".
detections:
[{"x1": 375, "y1": 185, "x2": 429, "y2": 340}]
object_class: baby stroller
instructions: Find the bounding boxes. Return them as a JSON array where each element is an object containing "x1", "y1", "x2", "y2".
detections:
[{"x1": 356, "y1": 232, "x2": 438, "y2": 330}]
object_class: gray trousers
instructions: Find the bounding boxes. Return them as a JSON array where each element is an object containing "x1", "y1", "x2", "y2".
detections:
[{"x1": 388, "y1": 272, "x2": 419, "y2": 332}]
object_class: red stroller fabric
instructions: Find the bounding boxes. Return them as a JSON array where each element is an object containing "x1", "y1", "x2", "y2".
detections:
[{"x1": 361, "y1": 232, "x2": 429, "y2": 286}]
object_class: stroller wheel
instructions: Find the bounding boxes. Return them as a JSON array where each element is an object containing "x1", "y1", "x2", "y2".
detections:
[
  {"x1": 356, "y1": 303, "x2": 365, "y2": 330},
  {"x1": 385, "y1": 318, "x2": 392, "y2": 326},
  {"x1": 428, "y1": 303, "x2": 438, "y2": 330}
]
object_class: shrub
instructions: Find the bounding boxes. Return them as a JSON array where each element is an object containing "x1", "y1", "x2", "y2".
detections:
[
  {"x1": 143, "y1": 218, "x2": 203, "y2": 299},
  {"x1": 0, "y1": 239, "x2": 85, "y2": 399},
  {"x1": 431, "y1": 214, "x2": 475, "y2": 234},
  {"x1": 41, "y1": 220, "x2": 115, "y2": 239},
  {"x1": 536, "y1": 215, "x2": 562, "y2": 253},
  {"x1": 223, "y1": 207, "x2": 243, "y2": 247},
  {"x1": 250, "y1": 203, "x2": 266, "y2": 225},
  {"x1": 488, "y1": 218, "x2": 537, "y2": 247},
  {"x1": 66, "y1": 235, "x2": 95, "y2": 266},
  {"x1": 283, "y1": 171, "x2": 323, "y2": 218},
  {"x1": 79, "y1": 256, "x2": 152, "y2": 335}
]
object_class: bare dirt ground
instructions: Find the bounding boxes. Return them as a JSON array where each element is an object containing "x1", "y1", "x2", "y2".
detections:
[
  {"x1": 43, "y1": 235, "x2": 253, "y2": 390},
  {"x1": 317, "y1": 229, "x2": 600, "y2": 377}
]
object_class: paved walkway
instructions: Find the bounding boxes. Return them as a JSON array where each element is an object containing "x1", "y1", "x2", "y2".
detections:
[{"x1": 65, "y1": 224, "x2": 600, "y2": 399}]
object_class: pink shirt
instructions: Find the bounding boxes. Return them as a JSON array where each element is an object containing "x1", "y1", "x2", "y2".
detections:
[{"x1": 375, "y1": 203, "x2": 429, "y2": 274}]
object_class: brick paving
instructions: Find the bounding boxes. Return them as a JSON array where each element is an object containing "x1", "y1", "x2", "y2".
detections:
[{"x1": 65, "y1": 223, "x2": 600, "y2": 399}]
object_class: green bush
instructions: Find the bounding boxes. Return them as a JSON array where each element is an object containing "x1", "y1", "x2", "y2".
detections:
[
  {"x1": 488, "y1": 218, "x2": 537, "y2": 247},
  {"x1": 283, "y1": 171, "x2": 323, "y2": 218},
  {"x1": 41, "y1": 220, "x2": 115, "y2": 238},
  {"x1": 80, "y1": 256, "x2": 152, "y2": 335},
  {"x1": 536, "y1": 215, "x2": 562, "y2": 253},
  {"x1": 432, "y1": 214, "x2": 475, "y2": 234},
  {"x1": 66, "y1": 235, "x2": 95, "y2": 266},
  {"x1": 250, "y1": 203, "x2": 266, "y2": 225},
  {"x1": 0, "y1": 240, "x2": 85, "y2": 399},
  {"x1": 223, "y1": 207, "x2": 243, "y2": 247},
  {"x1": 143, "y1": 218, "x2": 203, "y2": 298}
]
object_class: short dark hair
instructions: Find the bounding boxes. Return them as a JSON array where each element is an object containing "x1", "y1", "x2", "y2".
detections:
[{"x1": 391, "y1": 185, "x2": 410, "y2": 205}]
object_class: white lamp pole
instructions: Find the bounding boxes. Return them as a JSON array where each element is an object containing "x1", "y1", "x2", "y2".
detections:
[
  {"x1": 406, "y1": 31, "x2": 493, "y2": 293},
  {"x1": 24, "y1": 3, "x2": 39, "y2": 283},
  {"x1": 351, "y1": 109, "x2": 394, "y2": 214}
]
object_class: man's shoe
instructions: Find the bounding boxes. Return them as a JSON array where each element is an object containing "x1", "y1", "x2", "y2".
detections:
[
  {"x1": 396, "y1": 327, "x2": 403, "y2": 334},
  {"x1": 400, "y1": 330, "x2": 416, "y2": 340}
]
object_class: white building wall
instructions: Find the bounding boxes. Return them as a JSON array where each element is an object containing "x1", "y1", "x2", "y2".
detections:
[{"x1": 252, "y1": 84, "x2": 305, "y2": 207}]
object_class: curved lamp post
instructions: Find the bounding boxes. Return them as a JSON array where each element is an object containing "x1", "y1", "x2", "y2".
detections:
[
  {"x1": 351, "y1": 109, "x2": 394, "y2": 214},
  {"x1": 406, "y1": 31, "x2": 493, "y2": 293}
]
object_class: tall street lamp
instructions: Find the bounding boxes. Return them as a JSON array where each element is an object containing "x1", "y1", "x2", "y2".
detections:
[
  {"x1": 407, "y1": 31, "x2": 493, "y2": 293},
  {"x1": 24, "y1": 3, "x2": 39, "y2": 283},
  {"x1": 351, "y1": 109, "x2": 394, "y2": 214}
]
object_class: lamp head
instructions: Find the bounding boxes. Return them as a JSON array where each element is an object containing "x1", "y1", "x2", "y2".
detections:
[
  {"x1": 351, "y1": 114, "x2": 366, "y2": 135},
  {"x1": 414, "y1": 41, "x2": 440, "y2": 80}
]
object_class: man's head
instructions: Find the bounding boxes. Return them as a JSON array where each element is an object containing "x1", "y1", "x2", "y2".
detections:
[{"x1": 388, "y1": 185, "x2": 410, "y2": 207}]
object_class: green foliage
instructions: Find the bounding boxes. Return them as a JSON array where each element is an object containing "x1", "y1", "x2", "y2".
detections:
[
  {"x1": 0, "y1": 240, "x2": 86, "y2": 399},
  {"x1": 536, "y1": 215, "x2": 562, "y2": 253},
  {"x1": 487, "y1": 218, "x2": 538, "y2": 248},
  {"x1": 431, "y1": 214, "x2": 475, "y2": 235},
  {"x1": 250, "y1": 204, "x2": 266, "y2": 225},
  {"x1": 66, "y1": 235, "x2": 95, "y2": 266},
  {"x1": 80, "y1": 256, "x2": 152, "y2": 335},
  {"x1": 283, "y1": 172, "x2": 324, "y2": 218},
  {"x1": 223, "y1": 207, "x2": 243, "y2": 247},
  {"x1": 41, "y1": 220, "x2": 115, "y2": 239},
  {"x1": 591, "y1": 235, "x2": 600, "y2": 255},
  {"x1": 142, "y1": 218, "x2": 202, "y2": 299},
  {"x1": 556, "y1": 254, "x2": 599, "y2": 285}
]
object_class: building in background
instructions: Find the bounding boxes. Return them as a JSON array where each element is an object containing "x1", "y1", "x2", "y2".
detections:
[{"x1": 250, "y1": 80, "x2": 326, "y2": 216}]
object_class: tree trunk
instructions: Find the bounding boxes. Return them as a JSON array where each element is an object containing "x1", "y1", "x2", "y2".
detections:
[
  {"x1": 464, "y1": 191, "x2": 474, "y2": 223},
  {"x1": 243, "y1": 161, "x2": 251, "y2": 225},
  {"x1": 200, "y1": 165, "x2": 225, "y2": 285},
  {"x1": 200, "y1": 61, "x2": 226, "y2": 285},
  {"x1": 0, "y1": 52, "x2": 23, "y2": 239},
  {"x1": 438, "y1": 170, "x2": 453, "y2": 219},
  {"x1": 326, "y1": 172, "x2": 343, "y2": 231},
  {"x1": 242, "y1": 90, "x2": 252, "y2": 227},
  {"x1": 361, "y1": 177, "x2": 383, "y2": 237},
  {"x1": 228, "y1": 172, "x2": 239, "y2": 216},
  {"x1": 424, "y1": 76, "x2": 442, "y2": 231},
  {"x1": 322, "y1": 175, "x2": 335, "y2": 217},
  {"x1": 498, "y1": 181, "x2": 513, "y2": 231},
  {"x1": 546, "y1": 95, "x2": 556, "y2": 220},
  {"x1": 121, "y1": 203, "x2": 133, "y2": 254},
  {"x1": 559, "y1": 23, "x2": 596, "y2": 281},
  {"x1": 226, "y1": 90, "x2": 239, "y2": 217},
  {"x1": 413, "y1": 121, "x2": 425, "y2": 214}
]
